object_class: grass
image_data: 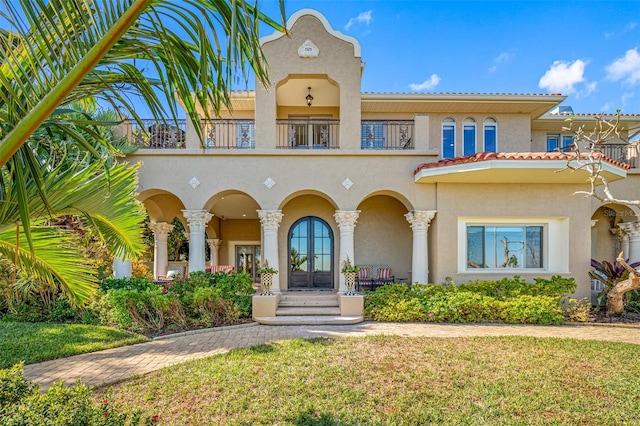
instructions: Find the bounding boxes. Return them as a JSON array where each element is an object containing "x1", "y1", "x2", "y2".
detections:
[
  {"x1": 100, "y1": 335, "x2": 640, "y2": 425},
  {"x1": 0, "y1": 321, "x2": 148, "y2": 369}
]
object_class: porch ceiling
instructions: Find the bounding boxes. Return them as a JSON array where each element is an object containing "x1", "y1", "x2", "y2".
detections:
[
  {"x1": 211, "y1": 194, "x2": 260, "y2": 220},
  {"x1": 361, "y1": 93, "x2": 566, "y2": 117}
]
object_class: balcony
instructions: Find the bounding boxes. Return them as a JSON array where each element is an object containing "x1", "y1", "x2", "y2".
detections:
[
  {"x1": 203, "y1": 119, "x2": 255, "y2": 149},
  {"x1": 601, "y1": 143, "x2": 638, "y2": 168},
  {"x1": 128, "y1": 119, "x2": 186, "y2": 149},
  {"x1": 361, "y1": 120, "x2": 414, "y2": 150},
  {"x1": 276, "y1": 119, "x2": 340, "y2": 149}
]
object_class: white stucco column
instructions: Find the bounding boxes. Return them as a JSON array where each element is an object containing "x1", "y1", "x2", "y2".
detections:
[
  {"x1": 182, "y1": 210, "x2": 213, "y2": 273},
  {"x1": 258, "y1": 210, "x2": 283, "y2": 293},
  {"x1": 620, "y1": 221, "x2": 640, "y2": 263},
  {"x1": 334, "y1": 210, "x2": 360, "y2": 293},
  {"x1": 113, "y1": 258, "x2": 132, "y2": 279},
  {"x1": 149, "y1": 222, "x2": 174, "y2": 280},
  {"x1": 405, "y1": 210, "x2": 437, "y2": 284},
  {"x1": 206, "y1": 238, "x2": 223, "y2": 267}
]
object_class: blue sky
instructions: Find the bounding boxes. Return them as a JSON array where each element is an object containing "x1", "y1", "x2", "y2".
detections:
[{"x1": 252, "y1": 0, "x2": 640, "y2": 114}]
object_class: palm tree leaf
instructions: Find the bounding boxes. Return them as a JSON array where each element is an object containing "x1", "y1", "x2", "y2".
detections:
[{"x1": 0, "y1": 224, "x2": 97, "y2": 305}]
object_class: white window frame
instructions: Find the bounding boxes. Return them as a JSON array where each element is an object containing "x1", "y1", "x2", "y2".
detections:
[
  {"x1": 547, "y1": 133, "x2": 574, "y2": 152},
  {"x1": 463, "y1": 117, "x2": 477, "y2": 156},
  {"x1": 483, "y1": 118, "x2": 497, "y2": 152},
  {"x1": 457, "y1": 217, "x2": 569, "y2": 274},
  {"x1": 442, "y1": 117, "x2": 456, "y2": 158}
]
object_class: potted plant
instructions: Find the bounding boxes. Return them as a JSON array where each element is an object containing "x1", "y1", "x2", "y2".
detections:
[
  {"x1": 341, "y1": 255, "x2": 360, "y2": 295},
  {"x1": 257, "y1": 260, "x2": 278, "y2": 295}
]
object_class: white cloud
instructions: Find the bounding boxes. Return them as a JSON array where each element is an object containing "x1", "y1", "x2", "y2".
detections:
[
  {"x1": 345, "y1": 10, "x2": 373, "y2": 30},
  {"x1": 625, "y1": 22, "x2": 637, "y2": 31},
  {"x1": 606, "y1": 48, "x2": 640, "y2": 85},
  {"x1": 622, "y1": 92, "x2": 635, "y2": 107},
  {"x1": 488, "y1": 51, "x2": 513, "y2": 73},
  {"x1": 409, "y1": 74, "x2": 441, "y2": 91},
  {"x1": 538, "y1": 59, "x2": 588, "y2": 94}
]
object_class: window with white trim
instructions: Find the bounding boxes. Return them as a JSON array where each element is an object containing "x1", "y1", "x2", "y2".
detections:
[
  {"x1": 483, "y1": 118, "x2": 497, "y2": 152},
  {"x1": 463, "y1": 118, "x2": 476, "y2": 156},
  {"x1": 547, "y1": 134, "x2": 574, "y2": 152},
  {"x1": 459, "y1": 218, "x2": 569, "y2": 273},
  {"x1": 442, "y1": 117, "x2": 455, "y2": 158},
  {"x1": 467, "y1": 225, "x2": 543, "y2": 269}
]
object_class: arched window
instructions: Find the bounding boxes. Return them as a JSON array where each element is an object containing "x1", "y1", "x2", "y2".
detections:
[
  {"x1": 483, "y1": 118, "x2": 497, "y2": 152},
  {"x1": 442, "y1": 117, "x2": 456, "y2": 158},
  {"x1": 463, "y1": 118, "x2": 477, "y2": 156}
]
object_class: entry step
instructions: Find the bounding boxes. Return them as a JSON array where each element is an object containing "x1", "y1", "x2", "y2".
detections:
[
  {"x1": 254, "y1": 315, "x2": 364, "y2": 325},
  {"x1": 276, "y1": 306, "x2": 341, "y2": 316}
]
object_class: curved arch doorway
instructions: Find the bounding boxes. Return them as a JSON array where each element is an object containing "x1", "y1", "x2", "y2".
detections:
[{"x1": 288, "y1": 216, "x2": 334, "y2": 290}]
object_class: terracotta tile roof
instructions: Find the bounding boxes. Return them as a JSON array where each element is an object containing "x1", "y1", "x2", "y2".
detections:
[
  {"x1": 362, "y1": 92, "x2": 563, "y2": 97},
  {"x1": 414, "y1": 151, "x2": 631, "y2": 175},
  {"x1": 548, "y1": 112, "x2": 640, "y2": 117}
]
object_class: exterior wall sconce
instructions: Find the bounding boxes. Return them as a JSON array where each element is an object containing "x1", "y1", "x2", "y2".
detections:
[{"x1": 306, "y1": 87, "x2": 313, "y2": 107}]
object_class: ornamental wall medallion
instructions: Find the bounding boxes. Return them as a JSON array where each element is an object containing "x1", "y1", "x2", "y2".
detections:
[{"x1": 298, "y1": 40, "x2": 319, "y2": 58}]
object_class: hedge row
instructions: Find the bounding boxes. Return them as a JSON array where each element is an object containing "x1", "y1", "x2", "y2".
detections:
[
  {"x1": 90, "y1": 272, "x2": 255, "y2": 334},
  {"x1": 364, "y1": 276, "x2": 590, "y2": 325}
]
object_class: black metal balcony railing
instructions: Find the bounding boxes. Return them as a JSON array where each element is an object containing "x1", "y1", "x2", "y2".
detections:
[
  {"x1": 601, "y1": 144, "x2": 637, "y2": 168},
  {"x1": 276, "y1": 119, "x2": 340, "y2": 149},
  {"x1": 203, "y1": 119, "x2": 255, "y2": 149},
  {"x1": 361, "y1": 120, "x2": 414, "y2": 150},
  {"x1": 129, "y1": 119, "x2": 187, "y2": 149}
]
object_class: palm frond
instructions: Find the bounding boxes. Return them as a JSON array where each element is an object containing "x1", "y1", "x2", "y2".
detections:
[{"x1": 0, "y1": 224, "x2": 97, "y2": 305}]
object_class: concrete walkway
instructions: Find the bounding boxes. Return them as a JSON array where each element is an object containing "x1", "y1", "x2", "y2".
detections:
[{"x1": 23, "y1": 322, "x2": 640, "y2": 391}]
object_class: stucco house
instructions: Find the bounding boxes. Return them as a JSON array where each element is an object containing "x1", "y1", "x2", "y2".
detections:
[{"x1": 121, "y1": 9, "x2": 640, "y2": 324}]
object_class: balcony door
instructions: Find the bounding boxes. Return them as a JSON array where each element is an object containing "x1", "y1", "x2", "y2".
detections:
[
  {"x1": 288, "y1": 115, "x2": 332, "y2": 149},
  {"x1": 288, "y1": 217, "x2": 334, "y2": 290}
]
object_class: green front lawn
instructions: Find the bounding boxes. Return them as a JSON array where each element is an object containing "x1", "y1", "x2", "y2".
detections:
[
  {"x1": 0, "y1": 321, "x2": 148, "y2": 369},
  {"x1": 101, "y1": 335, "x2": 640, "y2": 425}
]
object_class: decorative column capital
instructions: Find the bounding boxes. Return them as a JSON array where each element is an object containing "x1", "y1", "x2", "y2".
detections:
[
  {"x1": 257, "y1": 210, "x2": 283, "y2": 228},
  {"x1": 619, "y1": 221, "x2": 640, "y2": 237},
  {"x1": 405, "y1": 210, "x2": 437, "y2": 231},
  {"x1": 334, "y1": 210, "x2": 360, "y2": 228},
  {"x1": 182, "y1": 210, "x2": 213, "y2": 228},
  {"x1": 149, "y1": 222, "x2": 174, "y2": 236},
  {"x1": 206, "y1": 238, "x2": 223, "y2": 249}
]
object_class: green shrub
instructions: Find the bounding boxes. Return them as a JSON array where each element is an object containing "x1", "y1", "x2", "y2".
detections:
[
  {"x1": 424, "y1": 292, "x2": 496, "y2": 323},
  {"x1": 0, "y1": 363, "x2": 36, "y2": 416},
  {"x1": 460, "y1": 276, "x2": 576, "y2": 299},
  {"x1": 101, "y1": 288, "x2": 168, "y2": 333},
  {"x1": 364, "y1": 277, "x2": 578, "y2": 325},
  {"x1": 498, "y1": 295, "x2": 564, "y2": 325},
  {"x1": 213, "y1": 273, "x2": 255, "y2": 317},
  {"x1": 1, "y1": 364, "x2": 153, "y2": 425},
  {"x1": 191, "y1": 287, "x2": 240, "y2": 326},
  {"x1": 1, "y1": 301, "x2": 45, "y2": 323},
  {"x1": 46, "y1": 299, "x2": 81, "y2": 323},
  {"x1": 562, "y1": 298, "x2": 591, "y2": 322},
  {"x1": 368, "y1": 298, "x2": 426, "y2": 322},
  {"x1": 101, "y1": 277, "x2": 157, "y2": 292}
]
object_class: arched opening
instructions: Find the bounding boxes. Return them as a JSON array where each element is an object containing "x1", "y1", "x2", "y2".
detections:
[{"x1": 288, "y1": 216, "x2": 334, "y2": 290}]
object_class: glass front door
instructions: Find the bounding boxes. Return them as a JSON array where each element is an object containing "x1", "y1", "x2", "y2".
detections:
[
  {"x1": 235, "y1": 245, "x2": 261, "y2": 281},
  {"x1": 288, "y1": 217, "x2": 333, "y2": 290}
]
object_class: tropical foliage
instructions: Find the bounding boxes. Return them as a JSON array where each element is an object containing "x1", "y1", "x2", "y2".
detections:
[
  {"x1": 363, "y1": 276, "x2": 589, "y2": 324},
  {"x1": 93, "y1": 271, "x2": 255, "y2": 333},
  {"x1": 0, "y1": 0, "x2": 284, "y2": 302}
]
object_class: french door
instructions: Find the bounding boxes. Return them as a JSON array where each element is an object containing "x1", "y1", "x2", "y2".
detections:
[{"x1": 288, "y1": 217, "x2": 334, "y2": 290}]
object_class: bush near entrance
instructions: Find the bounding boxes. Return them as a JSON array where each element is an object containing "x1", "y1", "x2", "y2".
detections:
[{"x1": 364, "y1": 276, "x2": 590, "y2": 324}]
